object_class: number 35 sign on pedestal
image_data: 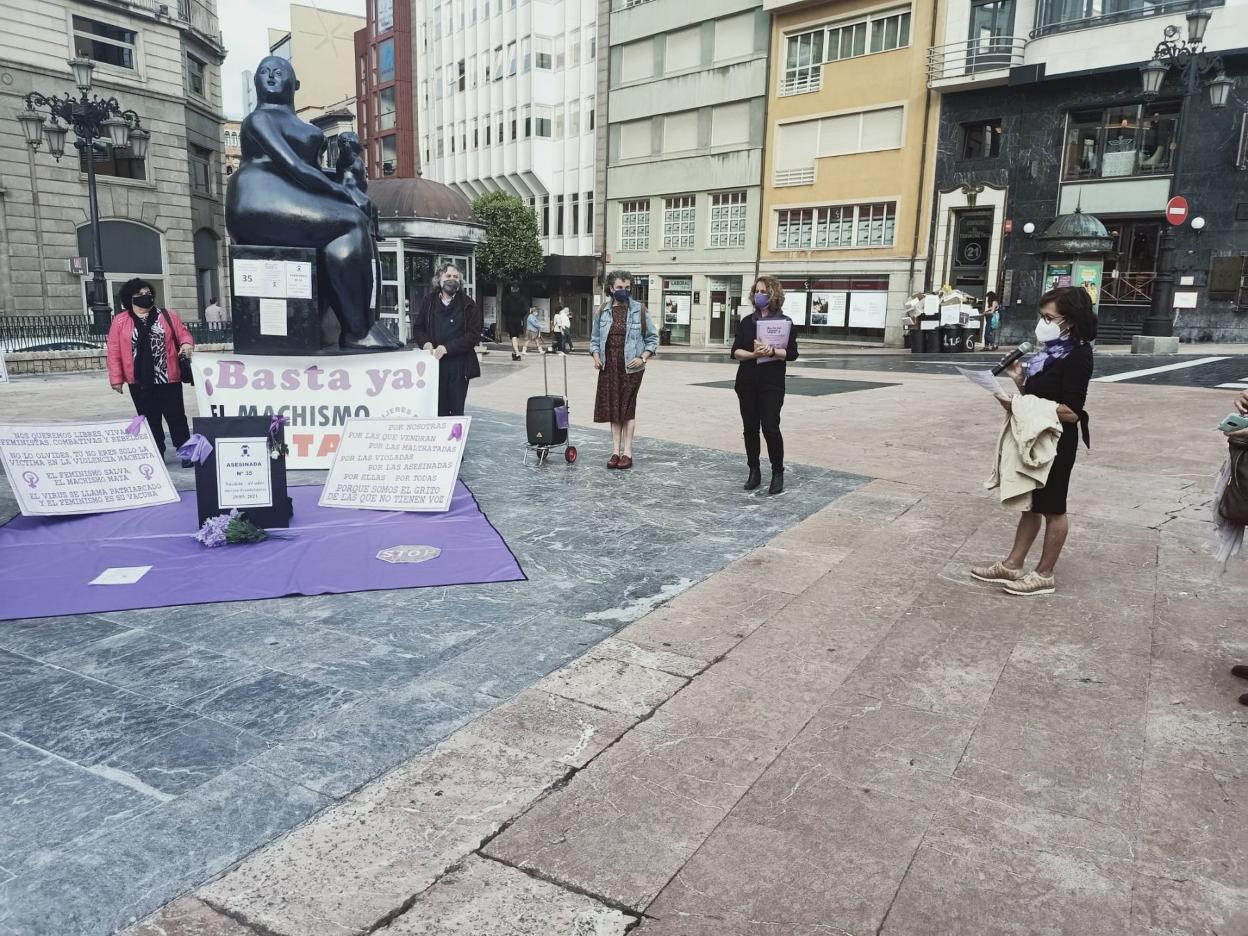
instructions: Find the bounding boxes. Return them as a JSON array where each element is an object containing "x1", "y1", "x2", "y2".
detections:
[{"x1": 319, "y1": 417, "x2": 471, "y2": 513}]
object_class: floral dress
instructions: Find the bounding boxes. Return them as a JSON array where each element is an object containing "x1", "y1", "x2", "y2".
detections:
[{"x1": 593, "y1": 302, "x2": 643, "y2": 423}]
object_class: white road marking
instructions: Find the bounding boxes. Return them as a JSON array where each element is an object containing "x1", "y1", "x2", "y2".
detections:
[
  {"x1": 1216, "y1": 382, "x2": 1248, "y2": 390},
  {"x1": 1092, "y1": 357, "x2": 1231, "y2": 383}
]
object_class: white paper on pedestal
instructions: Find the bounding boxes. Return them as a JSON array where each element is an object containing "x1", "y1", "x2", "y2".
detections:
[
  {"x1": 259, "y1": 261, "x2": 286, "y2": 297},
  {"x1": 215, "y1": 437, "x2": 274, "y2": 509},
  {"x1": 285, "y1": 261, "x2": 313, "y2": 299},
  {"x1": 233, "y1": 259, "x2": 264, "y2": 297},
  {"x1": 90, "y1": 565, "x2": 152, "y2": 586},
  {"x1": 259, "y1": 298, "x2": 288, "y2": 336}
]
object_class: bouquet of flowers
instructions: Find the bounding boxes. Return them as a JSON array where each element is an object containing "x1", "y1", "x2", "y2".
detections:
[{"x1": 195, "y1": 509, "x2": 271, "y2": 548}]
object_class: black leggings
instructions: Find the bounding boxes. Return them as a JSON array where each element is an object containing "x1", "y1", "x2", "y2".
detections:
[
  {"x1": 128, "y1": 383, "x2": 190, "y2": 454},
  {"x1": 736, "y1": 381, "x2": 785, "y2": 471}
]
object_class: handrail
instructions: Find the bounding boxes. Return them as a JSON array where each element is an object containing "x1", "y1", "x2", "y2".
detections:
[{"x1": 926, "y1": 35, "x2": 1026, "y2": 83}]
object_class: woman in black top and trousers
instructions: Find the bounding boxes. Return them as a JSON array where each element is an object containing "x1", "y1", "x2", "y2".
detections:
[
  {"x1": 411, "y1": 263, "x2": 483, "y2": 417},
  {"x1": 971, "y1": 286, "x2": 1094, "y2": 597},
  {"x1": 732, "y1": 275, "x2": 799, "y2": 496}
]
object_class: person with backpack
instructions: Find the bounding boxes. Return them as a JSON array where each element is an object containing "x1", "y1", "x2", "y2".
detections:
[
  {"x1": 106, "y1": 278, "x2": 194, "y2": 457},
  {"x1": 591, "y1": 270, "x2": 658, "y2": 470}
]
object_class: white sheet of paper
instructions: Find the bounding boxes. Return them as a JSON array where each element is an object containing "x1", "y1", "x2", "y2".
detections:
[
  {"x1": 285, "y1": 261, "x2": 313, "y2": 299},
  {"x1": 90, "y1": 565, "x2": 152, "y2": 586},
  {"x1": 957, "y1": 366, "x2": 1007, "y2": 397},
  {"x1": 1173, "y1": 291, "x2": 1198, "y2": 309},
  {"x1": 0, "y1": 351, "x2": 8, "y2": 383},
  {"x1": 259, "y1": 260, "x2": 287, "y2": 297},
  {"x1": 259, "y1": 297, "x2": 288, "y2": 336},
  {"x1": 233, "y1": 259, "x2": 264, "y2": 297},
  {"x1": 215, "y1": 437, "x2": 274, "y2": 509}
]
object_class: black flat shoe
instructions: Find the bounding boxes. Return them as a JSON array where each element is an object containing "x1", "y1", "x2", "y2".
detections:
[
  {"x1": 744, "y1": 467, "x2": 761, "y2": 491},
  {"x1": 768, "y1": 470, "x2": 785, "y2": 496},
  {"x1": 1240, "y1": 693, "x2": 1248, "y2": 707},
  {"x1": 1232, "y1": 665, "x2": 1248, "y2": 681}
]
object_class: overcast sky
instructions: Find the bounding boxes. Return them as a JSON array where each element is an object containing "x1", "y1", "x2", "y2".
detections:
[{"x1": 219, "y1": 0, "x2": 366, "y2": 119}]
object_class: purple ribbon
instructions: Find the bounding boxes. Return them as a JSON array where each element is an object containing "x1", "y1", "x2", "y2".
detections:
[
  {"x1": 448, "y1": 422, "x2": 464, "y2": 442},
  {"x1": 124, "y1": 415, "x2": 146, "y2": 436},
  {"x1": 269, "y1": 415, "x2": 287, "y2": 438},
  {"x1": 177, "y1": 434, "x2": 214, "y2": 465}
]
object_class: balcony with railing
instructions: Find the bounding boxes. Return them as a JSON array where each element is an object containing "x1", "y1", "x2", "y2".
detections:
[
  {"x1": 91, "y1": 0, "x2": 223, "y2": 48},
  {"x1": 1031, "y1": 0, "x2": 1222, "y2": 39},
  {"x1": 927, "y1": 35, "x2": 1026, "y2": 88}
]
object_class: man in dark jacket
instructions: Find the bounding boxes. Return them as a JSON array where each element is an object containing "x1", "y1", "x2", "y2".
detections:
[
  {"x1": 411, "y1": 263, "x2": 483, "y2": 417},
  {"x1": 501, "y1": 284, "x2": 527, "y2": 361}
]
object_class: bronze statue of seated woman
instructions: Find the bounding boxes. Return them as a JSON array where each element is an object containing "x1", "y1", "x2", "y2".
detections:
[{"x1": 226, "y1": 57, "x2": 400, "y2": 350}]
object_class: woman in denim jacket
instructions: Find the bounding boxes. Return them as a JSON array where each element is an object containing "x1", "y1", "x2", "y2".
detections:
[{"x1": 590, "y1": 270, "x2": 659, "y2": 470}]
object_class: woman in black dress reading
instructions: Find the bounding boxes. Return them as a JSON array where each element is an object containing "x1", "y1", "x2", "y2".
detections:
[
  {"x1": 972, "y1": 286, "x2": 1094, "y2": 596},
  {"x1": 731, "y1": 275, "x2": 799, "y2": 496}
]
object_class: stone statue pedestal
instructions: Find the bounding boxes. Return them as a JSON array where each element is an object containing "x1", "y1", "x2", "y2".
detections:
[{"x1": 230, "y1": 245, "x2": 336, "y2": 355}]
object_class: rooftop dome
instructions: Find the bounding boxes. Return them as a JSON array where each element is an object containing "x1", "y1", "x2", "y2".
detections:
[
  {"x1": 367, "y1": 176, "x2": 477, "y2": 225},
  {"x1": 1038, "y1": 208, "x2": 1113, "y2": 255}
]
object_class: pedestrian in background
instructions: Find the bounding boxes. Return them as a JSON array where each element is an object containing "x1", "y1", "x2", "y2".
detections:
[
  {"x1": 592, "y1": 270, "x2": 658, "y2": 470},
  {"x1": 411, "y1": 262, "x2": 482, "y2": 417},
  {"x1": 732, "y1": 274, "x2": 799, "y2": 496},
  {"x1": 971, "y1": 286, "x2": 1095, "y2": 596},
  {"x1": 553, "y1": 303, "x2": 572, "y2": 353},
  {"x1": 502, "y1": 284, "x2": 526, "y2": 361},
  {"x1": 107, "y1": 278, "x2": 194, "y2": 457},
  {"x1": 984, "y1": 291, "x2": 1001, "y2": 351},
  {"x1": 522, "y1": 307, "x2": 545, "y2": 355},
  {"x1": 203, "y1": 296, "x2": 225, "y2": 324}
]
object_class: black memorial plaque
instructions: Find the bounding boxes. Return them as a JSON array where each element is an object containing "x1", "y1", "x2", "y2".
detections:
[{"x1": 192, "y1": 415, "x2": 293, "y2": 528}]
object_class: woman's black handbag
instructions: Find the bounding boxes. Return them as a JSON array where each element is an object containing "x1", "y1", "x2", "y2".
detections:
[
  {"x1": 1220, "y1": 439, "x2": 1248, "y2": 525},
  {"x1": 160, "y1": 309, "x2": 194, "y2": 385}
]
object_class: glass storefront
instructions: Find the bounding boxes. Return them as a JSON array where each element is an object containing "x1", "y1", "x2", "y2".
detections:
[
  {"x1": 377, "y1": 239, "x2": 475, "y2": 343},
  {"x1": 777, "y1": 276, "x2": 889, "y2": 342},
  {"x1": 660, "y1": 276, "x2": 692, "y2": 345}
]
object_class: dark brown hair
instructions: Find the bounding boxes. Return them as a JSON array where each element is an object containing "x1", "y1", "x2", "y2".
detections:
[{"x1": 1038, "y1": 286, "x2": 1097, "y2": 343}]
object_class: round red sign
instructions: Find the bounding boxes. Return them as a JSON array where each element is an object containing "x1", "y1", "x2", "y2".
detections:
[{"x1": 1166, "y1": 195, "x2": 1189, "y2": 226}]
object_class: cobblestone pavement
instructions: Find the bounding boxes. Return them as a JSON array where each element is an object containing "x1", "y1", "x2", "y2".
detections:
[{"x1": 4, "y1": 350, "x2": 1248, "y2": 936}]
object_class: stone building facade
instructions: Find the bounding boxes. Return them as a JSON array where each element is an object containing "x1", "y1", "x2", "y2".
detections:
[{"x1": 0, "y1": 0, "x2": 227, "y2": 321}]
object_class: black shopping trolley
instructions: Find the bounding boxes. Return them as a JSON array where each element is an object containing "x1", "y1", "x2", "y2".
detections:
[{"x1": 523, "y1": 352, "x2": 578, "y2": 467}]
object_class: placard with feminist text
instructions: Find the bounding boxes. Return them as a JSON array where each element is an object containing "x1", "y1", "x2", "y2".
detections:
[
  {"x1": 319, "y1": 417, "x2": 471, "y2": 513},
  {"x1": 0, "y1": 420, "x2": 178, "y2": 517}
]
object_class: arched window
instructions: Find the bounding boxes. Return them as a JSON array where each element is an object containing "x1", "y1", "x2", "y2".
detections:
[{"x1": 75, "y1": 220, "x2": 165, "y2": 314}]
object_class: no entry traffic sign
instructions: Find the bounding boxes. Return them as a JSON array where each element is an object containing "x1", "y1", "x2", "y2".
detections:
[{"x1": 1166, "y1": 195, "x2": 1189, "y2": 226}]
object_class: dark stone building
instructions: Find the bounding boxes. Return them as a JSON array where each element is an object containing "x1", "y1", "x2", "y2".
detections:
[{"x1": 931, "y1": 54, "x2": 1248, "y2": 344}]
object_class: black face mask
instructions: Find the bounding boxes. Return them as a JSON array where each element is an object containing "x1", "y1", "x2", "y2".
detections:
[
  {"x1": 612, "y1": 288, "x2": 630, "y2": 302},
  {"x1": 442, "y1": 280, "x2": 461, "y2": 295},
  {"x1": 132, "y1": 294, "x2": 155, "y2": 310}
]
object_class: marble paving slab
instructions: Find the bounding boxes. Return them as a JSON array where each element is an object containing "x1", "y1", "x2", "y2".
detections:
[{"x1": 0, "y1": 408, "x2": 867, "y2": 936}]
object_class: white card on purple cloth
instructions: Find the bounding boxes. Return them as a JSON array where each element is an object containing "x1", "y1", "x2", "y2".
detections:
[{"x1": 755, "y1": 319, "x2": 791, "y2": 363}]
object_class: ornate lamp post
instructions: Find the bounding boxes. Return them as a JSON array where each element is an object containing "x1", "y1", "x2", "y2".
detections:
[
  {"x1": 1137, "y1": 2, "x2": 1231, "y2": 341},
  {"x1": 16, "y1": 57, "x2": 150, "y2": 334}
]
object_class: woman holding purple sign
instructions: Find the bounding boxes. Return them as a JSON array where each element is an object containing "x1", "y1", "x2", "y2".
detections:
[{"x1": 732, "y1": 275, "x2": 799, "y2": 496}]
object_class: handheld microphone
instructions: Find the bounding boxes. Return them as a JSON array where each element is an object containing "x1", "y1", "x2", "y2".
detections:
[{"x1": 991, "y1": 341, "x2": 1034, "y2": 376}]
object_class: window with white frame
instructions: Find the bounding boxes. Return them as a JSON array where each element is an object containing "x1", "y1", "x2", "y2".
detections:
[
  {"x1": 73, "y1": 16, "x2": 137, "y2": 71},
  {"x1": 535, "y1": 36, "x2": 553, "y2": 69},
  {"x1": 620, "y1": 199, "x2": 649, "y2": 251},
  {"x1": 534, "y1": 106, "x2": 552, "y2": 137},
  {"x1": 709, "y1": 191, "x2": 747, "y2": 247},
  {"x1": 663, "y1": 196, "x2": 696, "y2": 249},
  {"x1": 781, "y1": 7, "x2": 910, "y2": 94},
  {"x1": 775, "y1": 202, "x2": 896, "y2": 249},
  {"x1": 663, "y1": 111, "x2": 698, "y2": 154},
  {"x1": 506, "y1": 40, "x2": 517, "y2": 75},
  {"x1": 773, "y1": 107, "x2": 904, "y2": 184}
]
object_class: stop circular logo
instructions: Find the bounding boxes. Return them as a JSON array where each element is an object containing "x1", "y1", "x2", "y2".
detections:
[{"x1": 1166, "y1": 195, "x2": 1189, "y2": 227}]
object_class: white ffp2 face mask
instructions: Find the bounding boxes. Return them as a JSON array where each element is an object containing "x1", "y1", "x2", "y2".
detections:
[{"x1": 1035, "y1": 319, "x2": 1063, "y2": 343}]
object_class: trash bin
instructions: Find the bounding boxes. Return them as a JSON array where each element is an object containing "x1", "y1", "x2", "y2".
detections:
[
  {"x1": 909, "y1": 325, "x2": 922, "y2": 353},
  {"x1": 939, "y1": 324, "x2": 961, "y2": 353},
  {"x1": 922, "y1": 324, "x2": 940, "y2": 354},
  {"x1": 660, "y1": 328, "x2": 672, "y2": 347},
  {"x1": 962, "y1": 318, "x2": 981, "y2": 353}
]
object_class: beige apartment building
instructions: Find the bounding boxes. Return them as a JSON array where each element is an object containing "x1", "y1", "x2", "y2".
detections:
[{"x1": 760, "y1": 0, "x2": 937, "y2": 346}]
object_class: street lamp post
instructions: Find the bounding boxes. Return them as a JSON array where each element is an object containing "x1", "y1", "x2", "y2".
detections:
[
  {"x1": 16, "y1": 57, "x2": 150, "y2": 334},
  {"x1": 1138, "y1": 2, "x2": 1230, "y2": 340}
]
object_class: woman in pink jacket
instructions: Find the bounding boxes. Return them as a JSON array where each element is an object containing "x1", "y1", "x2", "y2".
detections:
[{"x1": 107, "y1": 278, "x2": 194, "y2": 456}]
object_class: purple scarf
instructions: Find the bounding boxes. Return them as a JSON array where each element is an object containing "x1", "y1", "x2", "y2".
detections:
[{"x1": 1025, "y1": 335, "x2": 1076, "y2": 379}]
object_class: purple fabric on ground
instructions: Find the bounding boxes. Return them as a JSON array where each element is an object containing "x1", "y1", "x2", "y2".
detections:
[{"x1": 2, "y1": 483, "x2": 524, "y2": 621}]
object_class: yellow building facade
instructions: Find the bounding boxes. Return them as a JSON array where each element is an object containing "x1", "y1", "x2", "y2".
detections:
[{"x1": 760, "y1": 0, "x2": 938, "y2": 346}]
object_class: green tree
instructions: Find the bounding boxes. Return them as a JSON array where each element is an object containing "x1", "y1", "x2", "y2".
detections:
[{"x1": 470, "y1": 190, "x2": 544, "y2": 290}]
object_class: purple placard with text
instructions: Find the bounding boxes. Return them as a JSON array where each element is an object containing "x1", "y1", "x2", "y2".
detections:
[{"x1": 755, "y1": 319, "x2": 791, "y2": 363}]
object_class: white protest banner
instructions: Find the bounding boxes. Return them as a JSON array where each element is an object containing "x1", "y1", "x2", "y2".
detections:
[
  {"x1": 193, "y1": 351, "x2": 439, "y2": 469},
  {"x1": 0, "y1": 420, "x2": 178, "y2": 516},
  {"x1": 319, "y1": 417, "x2": 470, "y2": 513}
]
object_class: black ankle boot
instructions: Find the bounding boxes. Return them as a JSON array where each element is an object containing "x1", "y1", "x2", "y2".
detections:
[
  {"x1": 768, "y1": 469, "x2": 785, "y2": 496},
  {"x1": 1233, "y1": 665, "x2": 1248, "y2": 681},
  {"x1": 744, "y1": 467, "x2": 761, "y2": 491}
]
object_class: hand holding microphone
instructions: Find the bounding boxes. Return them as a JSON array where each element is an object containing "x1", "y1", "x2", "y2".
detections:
[{"x1": 991, "y1": 341, "x2": 1033, "y2": 376}]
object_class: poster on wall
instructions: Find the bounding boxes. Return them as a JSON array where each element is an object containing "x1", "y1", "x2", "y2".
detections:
[
  {"x1": 482, "y1": 295, "x2": 497, "y2": 327},
  {"x1": 533, "y1": 297, "x2": 551, "y2": 333},
  {"x1": 664, "y1": 294, "x2": 691, "y2": 326},
  {"x1": 1043, "y1": 262, "x2": 1074, "y2": 292},
  {"x1": 782, "y1": 291, "x2": 808, "y2": 325},
  {"x1": 1074, "y1": 260, "x2": 1103, "y2": 312},
  {"x1": 809, "y1": 291, "x2": 846, "y2": 328},
  {"x1": 320, "y1": 417, "x2": 471, "y2": 513},
  {"x1": 192, "y1": 351, "x2": 439, "y2": 469},
  {"x1": 0, "y1": 420, "x2": 178, "y2": 517},
  {"x1": 848, "y1": 291, "x2": 889, "y2": 329}
]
